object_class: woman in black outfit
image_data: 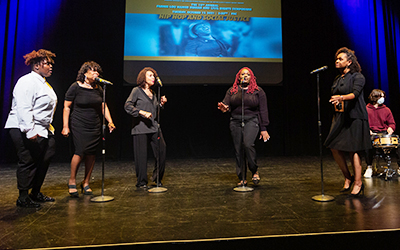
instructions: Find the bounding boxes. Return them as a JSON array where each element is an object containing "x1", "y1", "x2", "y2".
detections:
[
  {"x1": 325, "y1": 47, "x2": 371, "y2": 196},
  {"x1": 218, "y1": 67, "x2": 270, "y2": 186},
  {"x1": 62, "y1": 61, "x2": 115, "y2": 197},
  {"x1": 125, "y1": 67, "x2": 167, "y2": 189}
]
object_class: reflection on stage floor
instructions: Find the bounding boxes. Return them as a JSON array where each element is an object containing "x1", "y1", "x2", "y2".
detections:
[{"x1": 0, "y1": 156, "x2": 399, "y2": 249}]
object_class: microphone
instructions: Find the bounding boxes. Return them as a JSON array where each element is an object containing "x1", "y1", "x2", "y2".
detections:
[
  {"x1": 156, "y1": 77, "x2": 163, "y2": 87},
  {"x1": 95, "y1": 77, "x2": 113, "y2": 85},
  {"x1": 240, "y1": 77, "x2": 248, "y2": 86},
  {"x1": 310, "y1": 66, "x2": 328, "y2": 74}
]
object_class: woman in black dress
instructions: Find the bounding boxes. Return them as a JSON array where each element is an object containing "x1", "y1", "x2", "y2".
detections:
[
  {"x1": 62, "y1": 61, "x2": 115, "y2": 197},
  {"x1": 218, "y1": 67, "x2": 270, "y2": 186},
  {"x1": 124, "y1": 67, "x2": 167, "y2": 189},
  {"x1": 325, "y1": 47, "x2": 370, "y2": 196}
]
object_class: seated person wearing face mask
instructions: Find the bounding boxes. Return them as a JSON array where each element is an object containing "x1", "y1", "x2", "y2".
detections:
[{"x1": 364, "y1": 89, "x2": 397, "y2": 177}]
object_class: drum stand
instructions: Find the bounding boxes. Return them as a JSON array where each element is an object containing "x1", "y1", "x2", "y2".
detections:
[
  {"x1": 311, "y1": 72, "x2": 334, "y2": 202},
  {"x1": 374, "y1": 147, "x2": 397, "y2": 181},
  {"x1": 371, "y1": 134, "x2": 399, "y2": 180},
  {"x1": 91, "y1": 84, "x2": 114, "y2": 203},
  {"x1": 148, "y1": 81, "x2": 167, "y2": 193},
  {"x1": 234, "y1": 85, "x2": 253, "y2": 192}
]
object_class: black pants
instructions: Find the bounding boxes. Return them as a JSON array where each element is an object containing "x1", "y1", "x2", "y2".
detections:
[
  {"x1": 9, "y1": 128, "x2": 56, "y2": 197},
  {"x1": 230, "y1": 116, "x2": 259, "y2": 180},
  {"x1": 132, "y1": 130, "x2": 166, "y2": 186}
]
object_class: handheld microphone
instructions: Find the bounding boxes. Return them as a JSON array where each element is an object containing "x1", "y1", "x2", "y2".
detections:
[
  {"x1": 156, "y1": 77, "x2": 163, "y2": 87},
  {"x1": 95, "y1": 77, "x2": 113, "y2": 85},
  {"x1": 310, "y1": 66, "x2": 328, "y2": 74}
]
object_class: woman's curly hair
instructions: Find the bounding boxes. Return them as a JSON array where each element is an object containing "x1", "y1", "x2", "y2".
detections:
[
  {"x1": 335, "y1": 47, "x2": 362, "y2": 73},
  {"x1": 136, "y1": 67, "x2": 158, "y2": 87},
  {"x1": 23, "y1": 49, "x2": 56, "y2": 66},
  {"x1": 230, "y1": 67, "x2": 259, "y2": 95},
  {"x1": 76, "y1": 61, "x2": 103, "y2": 82}
]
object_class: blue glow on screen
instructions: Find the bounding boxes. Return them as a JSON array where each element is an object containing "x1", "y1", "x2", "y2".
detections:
[{"x1": 124, "y1": 13, "x2": 282, "y2": 59}]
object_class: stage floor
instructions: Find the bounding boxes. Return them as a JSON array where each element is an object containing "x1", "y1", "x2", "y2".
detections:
[{"x1": 0, "y1": 156, "x2": 400, "y2": 249}]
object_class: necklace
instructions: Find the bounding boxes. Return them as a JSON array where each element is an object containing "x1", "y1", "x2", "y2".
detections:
[{"x1": 80, "y1": 81, "x2": 94, "y2": 89}]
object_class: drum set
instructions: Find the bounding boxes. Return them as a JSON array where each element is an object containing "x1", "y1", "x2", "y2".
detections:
[{"x1": 371, "y1": 133, "x2": 400, "y2": 180}]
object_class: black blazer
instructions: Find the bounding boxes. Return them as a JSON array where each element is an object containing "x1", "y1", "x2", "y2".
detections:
[{"x1": 331, "y1": 72, "x2": 368, "y2": 120}]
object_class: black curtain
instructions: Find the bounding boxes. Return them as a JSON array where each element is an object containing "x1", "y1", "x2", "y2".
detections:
[{"x1": 1, "y1": 0, "x2": 400, "y2": 163}]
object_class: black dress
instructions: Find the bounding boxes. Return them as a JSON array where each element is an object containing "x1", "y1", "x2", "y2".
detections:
[
  {"x1": 65, "y1": 82, "x2": 103, "y2": 156},
  {"x1": 324, "y1": 72, "x2": 371, "y2": 152}
]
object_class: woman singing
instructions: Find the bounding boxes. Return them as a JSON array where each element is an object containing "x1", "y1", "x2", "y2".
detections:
[
  {"x1": 218, "y1": 67, "x2": 270, "y2": 186},
  {"x1": 62, "y1": 61, "x2": 115, "y2": 197},
  {"x1": 124, "y1": 67, "x2": 167, "y2": 189},
  {"x1": 325, "y1": 47, "x2": 371, "y2": 196}
]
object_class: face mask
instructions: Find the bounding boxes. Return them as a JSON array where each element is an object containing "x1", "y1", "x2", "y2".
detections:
[{"x1": 377, "y1": 97, "x2": 385, "y2": 105}]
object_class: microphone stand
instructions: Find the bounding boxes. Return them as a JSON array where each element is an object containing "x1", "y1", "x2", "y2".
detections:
[
  {"x1": 148, "y1": 81, "x2": 167, "y2": 193},
  {"x1": 91, "y1": 83, "x2": 115, "y2": 202},
  {"x1": 234, "y1": 82, "x2": 254, "y2": 192},
  {"x1": 311, "y1": 72, "x2": 334, "y2": 202}
]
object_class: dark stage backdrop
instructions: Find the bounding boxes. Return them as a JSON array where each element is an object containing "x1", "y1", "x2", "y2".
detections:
[{"x1": 1, "y1": 0, "x2": 398, "y2": 163}]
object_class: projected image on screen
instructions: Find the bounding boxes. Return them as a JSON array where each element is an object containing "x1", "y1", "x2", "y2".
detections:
[
  {"x1": 125, "y1": 14, "x2": 282, "y2": 58},
  {"x1": 124, "y1": 0, "x2": 282, "y2": 85}
]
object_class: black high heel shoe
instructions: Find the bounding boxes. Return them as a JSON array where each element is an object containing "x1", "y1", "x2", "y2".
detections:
[
  {"x1": 237, "y1": 180, "x2": 247, "y2": 186},
  {"x1": 340, "y1": 176, "x2": 355, "y2": 192},
  {"x1": 350, "y1": 183, "x2": 365, "y2": 197},
  {"x1": 252, "y1": 172, "x2": 260, "y2": 185},
  {"x1": 80, "y1": 182, "x2": 93, "y2": 195},
  {"x1": 68, "y1": 184, "x2": 79, "y2": 198}
]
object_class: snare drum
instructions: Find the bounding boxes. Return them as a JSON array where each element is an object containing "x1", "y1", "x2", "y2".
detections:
[{"x1": 372, "y1": 134, "x2": 399, "y2": 148}]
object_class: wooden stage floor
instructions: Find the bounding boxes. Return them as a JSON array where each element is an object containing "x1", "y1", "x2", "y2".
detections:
[{"x1": 0, "y1": 156, "x2": 399, "y2": 249}]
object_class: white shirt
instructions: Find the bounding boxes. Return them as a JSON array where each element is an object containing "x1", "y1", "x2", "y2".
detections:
[{"x1": 5, "y1": 71, "x2": 57, "y2": 139}]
